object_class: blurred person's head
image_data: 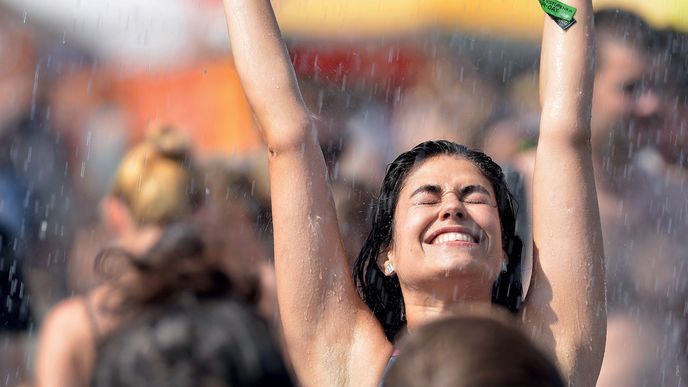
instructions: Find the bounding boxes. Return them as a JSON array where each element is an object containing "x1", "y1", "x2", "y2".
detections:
[
  {"x1": 103, "y1": 126, "x2": 203, "y2": 250},
  {"x1": 0, "y1": 9, "x2": 37, "y2": 133},
  {"x1": 299, "y1": 78, "x2": 354, "y2": 169},
  {"x1": 481, "y1": 117, "x2": 538, "y2": 167},
  {"x1": 91, "y1": 298, "x2": 294, "y2": 387},
  {"x1": 391, "y1": 49, "x2": 496, "y2": 154},
  {"x1": 196, "y1": 157, "x2": 274, "y2": 319},
  {"x1": 198, "y1": 156, "x2": 270, "y2": 238},
  {"x1": 383, "y1": 311, "x2": 564, "y2": 387},
  {"x1": 48, "y1": 67, "x2": 129, "y2": 204},
  {"x1": 94, "y1": 222, "x2": 233, "y2": 313},
  {"x1": 651, "y1": 30, "x2": 688, "y2": 168},
  {"x1": 591, "y1": 9, "x2": 657, "y2": 164},
  {"x1": 331, "y1": 179, "x2": 376, "y2": 266}
]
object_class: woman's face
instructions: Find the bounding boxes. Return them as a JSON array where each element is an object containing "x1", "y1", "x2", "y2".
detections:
[{"x1": 384, "y1": 155, "x2": 505, "y2": 298}]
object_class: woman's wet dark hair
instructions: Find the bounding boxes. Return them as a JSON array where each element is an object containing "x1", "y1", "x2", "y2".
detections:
[{"x1": 353, "y1": 140, "x2": 523, "y2": 341}]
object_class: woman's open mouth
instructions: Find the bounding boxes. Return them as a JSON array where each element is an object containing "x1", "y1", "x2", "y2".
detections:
[
  {"x1": 431, "y1": 232, "x2": 477, "y2": 244},
  {"x1": 426, "y1": 226, "x2": 481, "y2": 246}
]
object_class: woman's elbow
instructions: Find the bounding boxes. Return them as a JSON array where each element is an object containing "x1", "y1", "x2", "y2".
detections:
[{"x1": 260, "y1": 113, "x2": 316, "y2": 156}]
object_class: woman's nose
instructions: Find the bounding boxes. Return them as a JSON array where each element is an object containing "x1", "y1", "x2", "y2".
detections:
[{"x1": 440, "y1": 195, "x2": 465, "y2": 220}]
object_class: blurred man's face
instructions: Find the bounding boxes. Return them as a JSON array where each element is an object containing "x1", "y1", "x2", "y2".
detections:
[
  {"x1": 647, "y1": 49, "x2": 688, "y2": 166},
  {"x1": 656, "y1": 92, "x2": 688, "y2": 166},
  {"x1": 591, "y1": 39, "x2": 650, "y2": 157},
  {"x1": 0, "y1": 22, "x2": 35, "y2": 132}
]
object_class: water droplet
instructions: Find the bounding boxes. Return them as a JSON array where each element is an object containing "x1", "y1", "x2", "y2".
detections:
[{"x1": 39, "y1": 221, "x2": 47, "y2": 241}]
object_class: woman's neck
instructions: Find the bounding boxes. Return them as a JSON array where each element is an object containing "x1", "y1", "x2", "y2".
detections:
[
  {"x1": 401, "y1": 283, "x2": 492, "y2": 332},
  {"x1": 113, "y1": 225, "x2": 163, "y2": 256}
]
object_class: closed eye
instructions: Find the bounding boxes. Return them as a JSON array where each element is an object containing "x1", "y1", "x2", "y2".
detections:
[
  {"x1": 462, "y1": 196, "x2": 491, "y2": 205},
  {"x1": 459, "y1": 185, "x2": 496, "y2": 206},
  {"x1": 413, "y1": 192, "x2": 441, "y2": 205},
  {"x1": 416, "y1": 198, "x2": 440, "y2": 205},
  {"x1": 411, "y1": 184, "x2": 442, "y2": 205}
]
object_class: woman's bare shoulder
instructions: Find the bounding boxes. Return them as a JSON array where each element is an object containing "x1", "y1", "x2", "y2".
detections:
[
  {"x1": 35, "y1": 294, "x2": 96, "y2": 387},
  {"x1": 40, "y1": 295, "x2": 93, "y2": 343}
]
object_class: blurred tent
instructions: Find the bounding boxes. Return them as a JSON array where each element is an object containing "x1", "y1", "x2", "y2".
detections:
[
  {"x1": 111, "y1": 58, "x2": 261, "y2": 156},
  {"x1": 1, "y1": 0, "x2": 683, "y2": 156},
  {"x1": 1, "y1": 0, "x2": 686, "y2": 65},
  {"x1": 0, "y1": 0, "x2": 202, "y2": 66},
  {"x1": 275, "y1": 0, "x2": 688, "y2": 40}
]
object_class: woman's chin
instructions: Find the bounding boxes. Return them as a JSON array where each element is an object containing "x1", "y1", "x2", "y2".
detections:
[
  {"x1": 425, "y1": 253, "x2": 498, "y2": 284},
  {"x1": 428, "y1": 246, "x2": 493, "y2": 269}
]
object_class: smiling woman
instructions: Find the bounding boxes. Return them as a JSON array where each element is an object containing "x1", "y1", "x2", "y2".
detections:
[
  {"x1": 222, "y1": 0, "x2": 605, "y2": 385},
  {"x1": 354, "y1": 142, "x2": 522, "y2": 341}
]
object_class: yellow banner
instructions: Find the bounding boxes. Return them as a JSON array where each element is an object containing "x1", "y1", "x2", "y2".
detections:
[{"x1": 274, "y1": 0, "x2": 688, "y2": 39}]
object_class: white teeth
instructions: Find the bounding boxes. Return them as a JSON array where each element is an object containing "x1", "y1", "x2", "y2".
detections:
[{"x1": 432, "y1": 232, "x2": 475, "y2": 244}]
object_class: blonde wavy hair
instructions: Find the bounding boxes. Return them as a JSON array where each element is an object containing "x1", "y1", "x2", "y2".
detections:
[{"x1": 109, "y1": 126, "x2": 203, "y2": 226}]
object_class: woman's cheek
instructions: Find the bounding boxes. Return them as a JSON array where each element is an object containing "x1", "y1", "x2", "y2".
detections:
[
  {"x1": 391, "y1": 208, "x2": 429, "y2": 257},
  {"x1": 404, "y1": 208, "x2": 435, "y2": 239},
  {"x1": 488, "y1": 223, "x2": 504, "y2": 257}
]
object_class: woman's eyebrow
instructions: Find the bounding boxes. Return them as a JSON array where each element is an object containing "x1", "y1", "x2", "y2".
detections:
[
  {"x1": 410, "y1": 184, "x2": 442, "y2": 198},
  {"x1": 460, "y1": 184, "x2": 492, "y2": 196}
]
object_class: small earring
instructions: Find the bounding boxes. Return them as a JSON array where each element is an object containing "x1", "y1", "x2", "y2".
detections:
[
  {"x1": 385, "y1": 262, "x2": 395, "y2": 275},
  {"x1": 501, "y1": 260, "x2": 508, "y2": 273}
]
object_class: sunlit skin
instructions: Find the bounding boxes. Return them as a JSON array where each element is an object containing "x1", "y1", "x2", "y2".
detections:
[{"x1": 385, "y1": 156, "x2": 505, "y2": 327}]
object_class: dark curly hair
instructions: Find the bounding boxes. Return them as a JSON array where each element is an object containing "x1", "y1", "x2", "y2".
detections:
[
  {"x1": 91, "y1": 298, "x2": 293, "y2": 387},
  {"x1": 94, "y1": 222, "x2": 259, "y2": 314},
  {"x1": 353, "y1": 140, "x2": 523, "y2": 341}
]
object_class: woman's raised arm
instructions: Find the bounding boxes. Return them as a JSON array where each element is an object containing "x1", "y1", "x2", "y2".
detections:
[
  {"x1": 222, "y1": 0, "x2": 309, "y2": 149},
  {"x1": 524, "y1": 0, "x2": 606, "y2": 385},
  {"x1": 222, "y1": 2, "x2": 391, "y2": 385}
]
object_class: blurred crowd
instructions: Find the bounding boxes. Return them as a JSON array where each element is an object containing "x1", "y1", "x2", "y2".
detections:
[{"x1": 0, "y1": 3, "x2": 686, "y2": 387}]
